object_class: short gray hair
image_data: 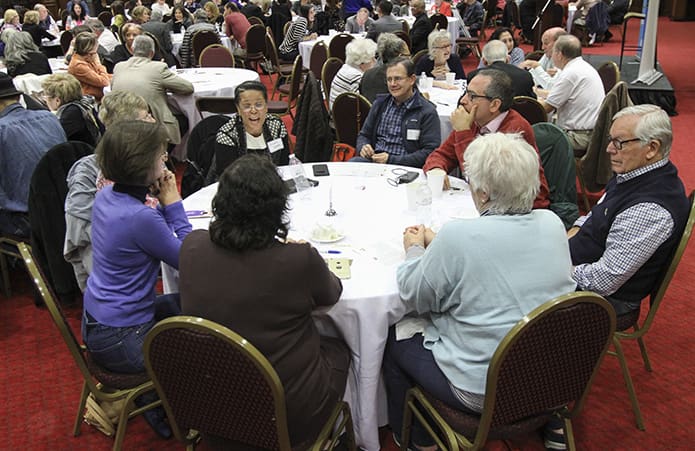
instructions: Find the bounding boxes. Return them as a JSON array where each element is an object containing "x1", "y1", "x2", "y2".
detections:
[
  {"x1": 4, "y1": 31, "x2": 39, "y2": 68},
  {"x1": 554, "y1": 34, "x2": 581, "y2": 59},
  {"x1": 132, "y1": 34, "x2": 155, "y2": 57},
  {"x1": 464, "y1": 133, "x2": 540, "y2": 215},
  {"x1": 377, "y1": 32, "x2": 407, "y2": 63},
  {"x1": 150, "y1": 10, "x2": 163, "y2": 21},
  {"x1": 86, "y1": 18, "x2": 105, "y2": 32},
  {"x1": 99, "y1": 91, "x2": 150, "y2": 127},
  {"x1": 427, "y1": 29, "x2": 450, "y2": 59},
  {"x1": 345, "y1": 37, "x2": 377, "y2": 67},
  {"x1": 613, "y1": 104, "x2": 673, "y2": 158},
  {"x1": 34, "y1": 3, "x2": 48, "y2": 12},
  {"x1": 482, "y1": 40, "x2": 507, "y2": 64},
  {"x1": 193, "y1": 8, "x2": 209, "y2": 22}
]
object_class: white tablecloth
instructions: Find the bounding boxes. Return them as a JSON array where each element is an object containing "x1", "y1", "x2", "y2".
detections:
[
  {"x1": 167, "y1": 67, "x2": 260, "y2": 160},
  {"x1": 424, "y1": 83, "x2": 466, "y2": 142},
  {"x1": 298, "y1": 33, "x2": 363, "y2": 69},
  {"x1": 165, "y1": 162, "x2": 476, "y2": 450},
  {"x1": 170, "y1": 31, "x2": 234, "y2": 63}
]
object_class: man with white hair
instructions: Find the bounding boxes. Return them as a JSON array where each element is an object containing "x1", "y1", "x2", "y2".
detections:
[
  {"x1": 569, "y1": 104, "x2": 689, "y2": 316},
  {"x1": 519, "y1": 27, "x2": 566, "y2": 89},
  {"x1": 536, "y1": 34, "x2": 604, "y2": 152},
  {"x1": 85, "y1": 18, "x2": 119, "y2": 53},
  {"x1": 112, "y1": 35, "x2": 194, "y2": 145},
  {"x1": 467, "y1": 40, "x2": 535, "y2": 98},
  {"x1": 34, "y1": 3, "x2": 59, "y2": 34},
  {"x1": 329, "y1": 38, "x2": 377, "y2": 109}
]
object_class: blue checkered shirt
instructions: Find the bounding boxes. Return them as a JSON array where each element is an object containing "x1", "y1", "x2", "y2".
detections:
[
  {"x1": 572, "y1": 158, "x2": 674, "y2": 297},
  {"x1": 374, "y1": 95, "x2": 417, "y2": 157}
]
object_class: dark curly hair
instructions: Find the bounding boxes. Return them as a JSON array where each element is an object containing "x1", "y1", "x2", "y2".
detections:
[
  {"x1": 490, "y1": 27, "x2": 518, "y2": 48},
  {"x1": 209, "y1": 154, "x2": 289, "y2": 251}
]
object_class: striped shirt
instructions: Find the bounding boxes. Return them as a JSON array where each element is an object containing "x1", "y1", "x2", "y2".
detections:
[
  {"x1": 329, "y1": 64, "x2": 363, "y2": 111},
  {"x1": 374, "y1": 94, "x2": 416, "y2": 157},
  {"x1": 572, "y1": 158, "x2": 674, "y2": 302},
  {"x1": 279, "y1": 17, "x2": 308, "y2": 55}
]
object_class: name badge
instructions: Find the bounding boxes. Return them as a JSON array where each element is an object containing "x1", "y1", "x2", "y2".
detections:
[
  {"x1": 406, "y1": 129, "x2": 421, "y2": 141},
  {"x1": 268, "y1": 138, "x2": 284, "y2": 153}
]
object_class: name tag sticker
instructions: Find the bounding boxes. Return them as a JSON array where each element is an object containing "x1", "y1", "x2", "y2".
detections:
[
  {"x1": 268, "y1": 138, "x2": 284, "y2": 153},
  {"x1": 406, "y1": 129, "x2": 421, "y2": 141}
]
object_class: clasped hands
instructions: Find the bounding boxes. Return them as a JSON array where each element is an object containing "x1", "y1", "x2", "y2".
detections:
[
  {"x1": 359, "y1": 144, "x2": 389, "y2": 163},
  {"x1": 402, "y1": 224, "x2": 436, "y2": 251},
  {"x1": 149, "y1": 169, "x2": 181, "y2": 206}
]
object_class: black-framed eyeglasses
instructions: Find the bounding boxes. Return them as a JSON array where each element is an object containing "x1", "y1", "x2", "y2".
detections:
[
  {"x1": 466, "y1": 90, "x2": 494, "y2": 102},
  {"x1": 607, "y1": 136, "x2": 642, "y2": 150}
]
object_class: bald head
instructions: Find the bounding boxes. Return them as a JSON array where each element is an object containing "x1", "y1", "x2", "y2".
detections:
[{"x1": 541, "y1": 27, "x2": 567, "y2": 57}]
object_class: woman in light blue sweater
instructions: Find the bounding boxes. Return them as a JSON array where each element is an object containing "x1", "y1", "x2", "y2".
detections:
[{"x1": 384, "y1": 133, "x2": 577, "y2": 449}]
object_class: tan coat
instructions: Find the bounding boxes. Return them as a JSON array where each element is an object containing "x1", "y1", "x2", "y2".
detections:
[
  {"x1": 67, "y1": 54, "x2": 112, "y2": 101},
  {"x1": 111, "y1": 56, "x2": 194, "y2": 144}
]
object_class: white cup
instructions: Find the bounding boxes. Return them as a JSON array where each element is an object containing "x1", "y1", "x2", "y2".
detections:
[
  {"x1": 427, "y1": 169, "x2": 446, "y2": 199},
  {"x1": 445, "y1": 72, "x2": 455, "y2": 85},
  {"x1": 426, "y1": 77, "x2": 434, "y2": 90},
  {"x1": 406, "y1": 182, "x2": 420, "y2": 210}
]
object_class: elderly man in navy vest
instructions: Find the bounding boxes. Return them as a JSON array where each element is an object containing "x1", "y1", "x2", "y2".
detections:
[{"x1": 568, "y1": 105, "x2": 689, "y2": 316}]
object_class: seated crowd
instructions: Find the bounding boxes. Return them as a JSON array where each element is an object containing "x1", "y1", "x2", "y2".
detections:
[{"x1": 0, "y1": 0, "x2": 689, "y2": 449}]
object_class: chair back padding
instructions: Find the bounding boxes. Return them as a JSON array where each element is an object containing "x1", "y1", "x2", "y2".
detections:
[
  {"x1": 310, "y1": 40, "x2": 329, "y2": 81},
  {"x1": 192, "y1": 30, "x2": 222, "y2": 67},
  {"x1": 98, "y1": 11, "x2": 112, "y2": 29},
  {"x1": 394, "y1": 30, "x2": 411, "y2": 52},
  {"x1": 510, "y1": 96, "x2": 547, "y2": 125},
  {"x1": 245, "y1": 24, "x2": 267, "y2": 66},
  {"x1": 410, "y1": 48, "x2": 429, "y2": 67},
  {"x1": 144, "y1": 316, "x2": 292, "y2": 449},
  {"x1": 430, "y1": 13, "x2": 448, "y2": 31},
  {"x1": 60, "y1": 30, "x2": 73, "y2": 54},
  {"x1": 332, "y1": 92, "x2": 371, "y2": 148},
  {"x1": 581, "y1": 81, "x2": 632, "y2": 192},
  {"x1": 408, "y1": 292, "x2": 615, "y2": 449},
  {"x1": 199, "y1": 43, "x2": 235, "y2": 67},
  {"x1": 195, "y1": 96, "x2": 238, "y2": 116},
  {"x1": 597, "y1": 60, "x2": 620, "y2": 94},
  {"x1": 533, "y1": 122, "x2": 579, "y2": 229},
  {"x1": 29, "y1": 141, "x2": 94, "y2": 303},
  {"x1": 328, "y1": 33, "x2": 354, "y2": 63},
  {"x1": 183, "y1": 114, "x2": 230, "y2": 198},
  {"x1": 321, "y1": 57, "x2": 343, "y2": 106}
]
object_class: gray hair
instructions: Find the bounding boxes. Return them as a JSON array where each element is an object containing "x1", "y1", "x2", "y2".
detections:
[
  {"x1": 427, "y1": 29, "x2": 450, "y2": 60},
  {"x1": 85, "y1": 18, "x2": 105, "y2": 32},
  {"x1": 0, "y1": 28, "x2": 18, "y2": 44},
  {"x1": 482, "y1": 40, "x2": 508, "y2": 65},
  {"x1": 345, "y1": 37, "x2": 377, "y2": 67},
  {"x1": 150, "y1": 10, "x2": 163, "y2": 21},
  {"x1": 193, "y1": 8, "x2": 209, "y2": 22},
  {"x1": 4, "y1": 32, "x2": 39, "y2": 68},
  {"x1": 464, "y1": 133, "x2": 540, "y2": 215},
  {"x1": 377, "y1": 32, "x2": 407, "y2": 64},
  {"x1": 99, "y1": 90, "x2": 150, "y2": 127},
  {"x1": 613, "y1": 104, "x2": 673, "y2": 158},
  {"x1": 132, "y1": 34, "x2": 155, "y2": 57},
  {"x1": 475, "y1": 69, "x2": 513, "y2": 111},
  {"x1": 554, "y1": 34, "x2": 581, "y2": 59},
  {"x1": 34, "y1": 3, "x2": 48, "y2": 11}
]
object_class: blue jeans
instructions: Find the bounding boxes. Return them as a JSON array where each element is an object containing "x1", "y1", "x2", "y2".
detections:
[
  {"x1": 383, "y1": 326, "x2": 478, "y2": 447},
  {"x1": 82, "y1": 294, "x2": 181, "y2": 374}
]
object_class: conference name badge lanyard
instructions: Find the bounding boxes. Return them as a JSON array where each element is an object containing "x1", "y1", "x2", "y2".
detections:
[{"x1": 268, "y1": 138, "x2": 284, "y2": 154}]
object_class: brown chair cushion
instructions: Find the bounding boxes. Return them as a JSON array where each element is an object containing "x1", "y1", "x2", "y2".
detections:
[{"x1": 86, "y1": 352, "x2": 149, "y2": 390}]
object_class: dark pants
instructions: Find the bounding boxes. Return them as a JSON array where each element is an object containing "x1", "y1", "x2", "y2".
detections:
[
  {"x1": 0, "y1": 210, "x2": 30, "y2": 237},
  {"x1": 383, "y1": 327, "x2": 478, "y2": 447},
  {"x1": 82, "y1": 294, "x2": 181, "y2": 373}
]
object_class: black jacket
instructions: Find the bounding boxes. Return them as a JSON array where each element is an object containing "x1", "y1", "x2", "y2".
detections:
[{"x1": 292, "y1": 72, "x2": 334, "y2": 162}]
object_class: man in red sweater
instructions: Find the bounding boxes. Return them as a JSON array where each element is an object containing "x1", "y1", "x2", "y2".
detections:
[{"x1": 423, "y1": 69, "x2": 550, "y2": 209}]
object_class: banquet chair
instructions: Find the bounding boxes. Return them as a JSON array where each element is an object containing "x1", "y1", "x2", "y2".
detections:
[
  {"x1": 98, "y1": 11, "x2": 113, "y2": 29},
  {"x1": 191, "y1": 30, "x2": 222, "y2": 68},
  {"x1": 328, "y1": 33, "x2": 354, "y2": 64},
  {"x1": 401, "y1": 292, "x2": 616, "y2": 451},
  {"x1": 198, "y1": 43, "x2": 235, "y2": 68},
  {"x1": 455, "y1": 11, "x2": 487, "y2": 59},
  {"x1": 195, "y1": 96, "x2": 237, "y2": 118},
  {"x1": 619, "y1": 8, "x2": 645, "y2": 69},
  {"x1": 17, "y1": 243, "x2": 160, "y2": 451},
  {"x1": 0, "y1": 235, "x2": 26, "y2": 298},
  {"x1": 400, "y1": 18, "x2": 410, "y2": 34},
  {"x1": 321, "y1": 57, "x2": 343, "y2": 107},
  {"x1": 597, "y1": 60, "x2": 620, "y2": 94},
  {"x1": 608, "y1": 190, "x2": 695, "y2": 431},
  {"x1": 245, "y1": 24, "x2": 268, "y2": 72},
  {"x1": 144, "y1": 316, "x2": 356, "y2": 451},
  {"x1": 60, "y1": 30, "x2": 73, "y2": 54},
  {"x1": 309, "y1": 40, "x2": 329, "y2": 81},
  {"x1": 267, "y1": 54, "x2": 303, "y2": 119},
  {"x1": 484, "y1": 0, "x2": 502, "y2": 28},
  {"x1": 182, "y1": 115, "x2": 230, "y2": 198},
  {"x1": 410, "y1": 49, "x2": 429, "y2": 67},
  {"x1": 248, "y1": 15, "x2": 265, "y2": 27},
  {"x1": 265, "y1": 31, "x2": 297, "y2": 98},
  {"x1": 394, "y1": 30, "x2": 412, "y2": 53},
  {"x1": 510, "y1": 96, "x2": 547, "y2": 125},
  {"x1": 332, "y1": 92, "x2": 371, "y2": 149},
  {"x1": 430, "y1": 13, "x2": 448, "y2": 31}
]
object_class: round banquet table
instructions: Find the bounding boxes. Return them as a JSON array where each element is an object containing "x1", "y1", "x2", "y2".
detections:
[
  {"x1": 423, "y1": 82, "x2": 467, "y2": 142},
  {"x1": 166, "y1": 67, "x2": 260, "y2": 160},
  {"x1": 298, "y1": 32, "x2": 363, "y2": 69},
  {"x1": 164, "y1": 162, "x2": 477, "y2": 450}
]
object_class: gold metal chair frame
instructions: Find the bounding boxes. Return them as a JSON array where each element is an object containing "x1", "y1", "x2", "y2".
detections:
[
  {"x1": 608, "y1": 190, "x2": 695, "y2": 431},
  {"x1": 17, "y1": 243, "x2": 159, "y2": 451},
  {"x1": 401, "y1": 292, "x2": 616, "y2": 451},
  {"x1": 144, "y1": 316, "x2": 356, "y2": 450}
]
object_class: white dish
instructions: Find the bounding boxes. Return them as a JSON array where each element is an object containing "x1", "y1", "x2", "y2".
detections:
[{"x1": 311, "y1": 233, "x2": 345, "y2": 243}]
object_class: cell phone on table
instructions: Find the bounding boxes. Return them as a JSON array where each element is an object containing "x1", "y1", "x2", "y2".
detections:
[{"x1": 313, "y1": 164, "x2": 330, "y2": 177}]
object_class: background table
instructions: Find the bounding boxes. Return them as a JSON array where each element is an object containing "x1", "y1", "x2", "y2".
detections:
[
  {"x1": 168, "y1": 162, "x2": 477, "y2": 450},
  {"x1": 424, "y1": 83, "x2": 466, "y2": 141},
  {"x1": 298, "y1": 32, "x2": 363, "y2": 69},
  {"x1": 167, "y1": 67, "x2": 259, "y2": 160}
]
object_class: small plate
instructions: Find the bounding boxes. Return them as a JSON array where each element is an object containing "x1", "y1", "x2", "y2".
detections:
[{"x1": 311, "y1": 233, "x2": 345, "y2": 243}]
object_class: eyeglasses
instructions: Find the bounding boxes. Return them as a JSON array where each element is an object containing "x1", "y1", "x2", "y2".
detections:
[
  {"x1": 607, "y1": 136, "x2": 642, "y2": 150},
  {"x1": 386, "y1": 75, "x2": 410, "y2": 83},
  {"x1": 466, "y1": 90, "x2": 494, "y2": 102},
  {"x1": 239, "y1": 102, "x2": 266, "y2": 112},
  {"x1": 434, "y1": 44, "x2": 452, "y2": 50}
]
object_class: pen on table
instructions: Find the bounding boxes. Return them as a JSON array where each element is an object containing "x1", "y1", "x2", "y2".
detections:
[{"x1": 325, "y1": 250, "x2": 342, "y2": 254}]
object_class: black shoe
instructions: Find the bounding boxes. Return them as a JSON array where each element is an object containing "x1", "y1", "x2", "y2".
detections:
[{"x1": 142, "y1": 406, "x2": 172, "y2": 439}]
